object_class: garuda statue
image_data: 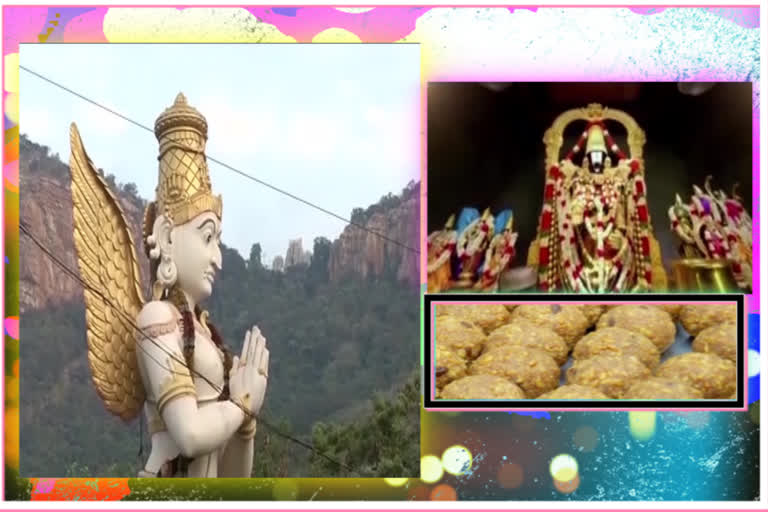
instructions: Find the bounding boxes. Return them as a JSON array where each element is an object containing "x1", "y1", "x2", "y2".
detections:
[
  {"x1": 527, "y1": 103, "x2": 667, "y2": 293},
  {"x1": 69, "y1": 93, "x2": 269, "y2": 477}
]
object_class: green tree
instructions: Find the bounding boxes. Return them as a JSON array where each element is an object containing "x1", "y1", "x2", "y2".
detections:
[
  {"x1": 307, "y1": 237, "x2": 331, "y2": 291},
  {"x1": 350, "y1": 207, "x2": 366, "y2": 225},
  {"x1": 309, "y1": 372, "x2": 420, "y2": 478}
]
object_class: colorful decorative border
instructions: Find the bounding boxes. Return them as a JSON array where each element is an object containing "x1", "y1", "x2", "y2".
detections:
[{"x1": 3, "y1": 5, "x2": 762, "y2": 503}]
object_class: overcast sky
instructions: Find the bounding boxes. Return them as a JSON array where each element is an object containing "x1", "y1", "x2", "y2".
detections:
[{"x1": 20, "y1": 43, "x2": 420, "y2": 263}]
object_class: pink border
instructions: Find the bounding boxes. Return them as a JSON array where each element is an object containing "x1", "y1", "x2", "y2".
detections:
[
  {"x1": 0, "y1": 3, "x2": 761, "y2": 6},
  {"x1": 2, "y1": 5, "x2": 7, "y2": 495},
  {"x1": 428, "y1": 301, "x2": 749, "y2": 412},
  {"x1": 1, "y1": 5, "x2": 761, "y2": 505}
]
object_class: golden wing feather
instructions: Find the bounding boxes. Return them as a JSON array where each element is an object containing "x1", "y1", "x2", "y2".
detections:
[{"x1": 69, "y1": 123, "x2": 146, "y2": 422}]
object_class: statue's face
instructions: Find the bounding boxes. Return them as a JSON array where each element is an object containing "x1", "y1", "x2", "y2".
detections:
[
  {"x1": 587, "y1": 150, "x2": 607, "y2": 174},
  {"x1": 170, "y1": 211, "x2": 222, "y2": 304}
]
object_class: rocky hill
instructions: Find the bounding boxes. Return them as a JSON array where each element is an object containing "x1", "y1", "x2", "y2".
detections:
[
  {"x1": 18, "y1": 135, "x2": 420, "y2": 312},
  {"x1": 329, "y1": 181, "x2": 419, "y2": 284},
  {"x1": 19, "y1": 135, "x2": 149, "y2": 312}
]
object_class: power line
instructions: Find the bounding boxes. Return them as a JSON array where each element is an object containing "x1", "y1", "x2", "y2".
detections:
[
  {"x1": 19, "y1": 220, "x2": 360, "y2": 475},
  {"x1": 19, "y1": 65, "x2": 420, "y2": 255}
]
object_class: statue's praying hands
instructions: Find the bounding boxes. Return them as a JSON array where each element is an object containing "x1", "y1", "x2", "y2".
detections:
[{"x1": 230, "y1": 327, "x2": 269, "y2": 419}]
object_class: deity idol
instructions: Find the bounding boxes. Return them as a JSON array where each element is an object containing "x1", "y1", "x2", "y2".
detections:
[
  {"x1": 668, "y1": 176, "x2": 752, "y2": 291},
  {"x1": 426, "y1": 214, "x2": 456, "y2": 293},
  {"x1": 454, "y1": 208, "x2": 495, "y2": 288},
  {"x1": 475, "y1": 210, "x2": 517, "y2": 292},
  {"x1": 527, "y1": 104, "x2": 667, "y2": 293},
  {"x1": 69, "y1": 93, "x2": 269, "y2": 477}
]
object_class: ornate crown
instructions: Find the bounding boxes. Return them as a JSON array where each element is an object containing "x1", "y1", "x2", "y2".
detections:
[
  {"x1": 585, "y1": 124, "x2": 607, "y2": 153},
  {"x1": 152, "y1": 93, "x2": 222, "y2": 228}
]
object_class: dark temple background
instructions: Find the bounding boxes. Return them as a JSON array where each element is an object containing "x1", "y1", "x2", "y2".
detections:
[{"x1": 426, "y1": 82, "x2": 753, "y2": 270}]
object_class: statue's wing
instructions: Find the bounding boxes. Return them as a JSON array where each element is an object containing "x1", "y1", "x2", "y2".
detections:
[{"x1": 69, "y1": 123, "x2": 146, "y2": 422}]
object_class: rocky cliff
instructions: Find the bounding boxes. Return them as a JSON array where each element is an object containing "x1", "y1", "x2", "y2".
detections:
[
  {"x1": 19, "y1": 136, "x2": 421, "y2": 312},
  {"x1": 328, "y1": 182, "x2": 420, "y2": 284},
  {"x1": 19, "y1": 135, "x2": 149, "y2": 313}
]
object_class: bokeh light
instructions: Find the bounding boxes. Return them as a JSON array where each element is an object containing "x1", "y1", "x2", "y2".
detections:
[
  {"x1": 553, "y1": 474, "x2": 580, "y2": 494},
  {"x1": 430, "y1": 483, "x2": 457, "y2": 501},
  {"x1": 4, "y1": 53, "x2": 18, "y2": 93},
  {"x1": 628, "y1": 411, "x2": 657, "y2": 441},
  {"x1": 384, "y1": 478, "x2": 409, "y2": 487},
  {"x1": 406, "y1": 484, "x2": 431, "y2": 501},
  {"x1": 549, "y1": 454, "x2": 578, "y2": 482},
  {"x1": 441, "y1": 445, "x2": 472, "y2": 476},
  {"x1": 312, "y1": 27, "x2": 362, "y2": 43},
  {"x1": 747, "y1": 348, "x2": 759, "y2": 377},
  {"x1": 5, "y1": 92, "x2": 19, "y2": 124},
  {"x1": 497, "y1": 462, "x2": 524, "y2": 489},
  {"x1": 4, "y1": 408, "x2": 19, "y2": 467},
  {"x1": 420, "y1": 455, "x2": 444, "y2": 484},
  {"x1": 572, "y1": 425, "x2": 599, "y2": 452}
]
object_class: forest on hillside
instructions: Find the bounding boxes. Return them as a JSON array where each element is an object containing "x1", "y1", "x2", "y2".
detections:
[{"x1": 20, "y1": 242, "x2": 420, "y2": 478}]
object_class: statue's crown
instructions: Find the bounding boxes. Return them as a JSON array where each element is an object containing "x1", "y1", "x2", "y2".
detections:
[
  {"x1": 153, "y1": 93, "x2": 221, "y2": 226},
  {"x1": 585, "y1": 124, "x2": 607, "y2": 154}
]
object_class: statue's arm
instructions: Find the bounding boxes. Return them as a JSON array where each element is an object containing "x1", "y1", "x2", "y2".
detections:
[
  {"x1": 136, "y1": 301, "x2": 246, "y2": 459},
  {"x1": 218, "y1": 428, "x2": 255, "y2": 477}
]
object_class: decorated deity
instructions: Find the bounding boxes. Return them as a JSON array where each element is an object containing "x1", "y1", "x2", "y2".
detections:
[
  {"x1": 426, "y1": 214, "x2": 457, "y2": 293},
  {"x1": 669, "y1": 176, "x2": 752, "y2": 290},
  {"x1": 475, "y1": 210, "x2": 518, "y2": 292},
  {"x1": 69, "y1": 93, "x2": 269, "y2": 477},
  {"x1": 528, "y1": 104, "x2": 667, "y2": 293},
  {"x1": 454, "y1": 208, "x2": 495, "y2": 288}
]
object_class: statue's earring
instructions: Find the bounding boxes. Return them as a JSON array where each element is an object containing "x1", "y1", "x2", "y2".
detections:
[{"x1": 151, "y1": 215, "x2": 177, "y2": 297}]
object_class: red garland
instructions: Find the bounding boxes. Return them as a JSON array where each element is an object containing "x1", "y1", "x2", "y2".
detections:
[
  {"x1": 637, "y1": 204, "x2": 649, "y2": 223},
  {"x1": 539, "y1": 246, "x2": 550, "y2": 266},
  {"x1": 541, "y1": 210, "x2": 553, "y2": 230},
  {"x1": 641, "y1": 237, "x2": 650, "y2": 256}
]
